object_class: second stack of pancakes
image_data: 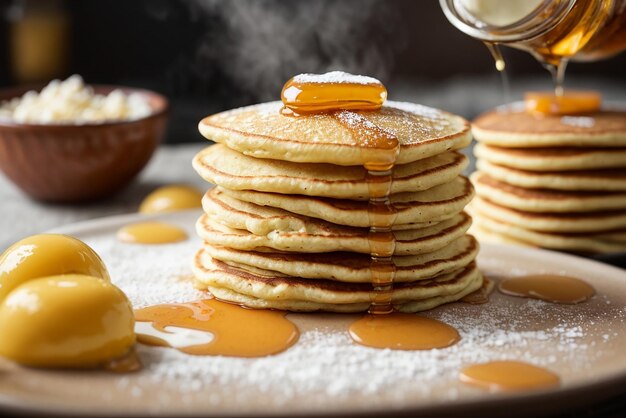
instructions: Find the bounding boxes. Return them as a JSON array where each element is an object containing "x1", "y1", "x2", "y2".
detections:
[
  {"x1": 192, "y1": 100, "x2": 483, "y2": 312},
  {"x1": 470, "y1": 106, "x2": 626, "y2": 253}
]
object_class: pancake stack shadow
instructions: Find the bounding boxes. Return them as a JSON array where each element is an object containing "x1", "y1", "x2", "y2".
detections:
[
  {"x1": 470, "y1": 106, "x2": 626, "y2": 254},
  {"x1": 192, "y1": 101, "x2": 483, "y2": 312}
]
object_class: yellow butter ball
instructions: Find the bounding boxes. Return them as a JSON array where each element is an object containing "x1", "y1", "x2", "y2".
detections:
[
  {"x1": 139, "y1": 185, "x2": 203, "y2": 214},
  {"x1": 0, "y1": 274, "x2": 134, "y2": 368},
  {"x1": 0, "y1": 234, "x2": 110, "y2": 302}
]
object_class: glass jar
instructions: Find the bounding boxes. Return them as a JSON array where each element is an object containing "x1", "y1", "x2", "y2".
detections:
[{"x1": 440, "y1": 0, "x2": 626, "y2": 66}]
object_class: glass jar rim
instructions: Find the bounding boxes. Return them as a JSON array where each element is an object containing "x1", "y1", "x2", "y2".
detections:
[{"x1": 439, "y1": 0, "x2": 576, "y2": 42}]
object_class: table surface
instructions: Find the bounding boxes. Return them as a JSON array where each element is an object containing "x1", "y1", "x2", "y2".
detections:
[{"x1": 1, "y1": 143, "x2": 626, "y2": 418}]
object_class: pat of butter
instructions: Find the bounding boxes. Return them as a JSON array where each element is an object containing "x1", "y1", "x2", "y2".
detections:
[{"x1": 459, "y1": 0, "x2": 544, "y2": 26}]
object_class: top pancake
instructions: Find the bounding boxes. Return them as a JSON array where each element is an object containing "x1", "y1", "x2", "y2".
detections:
[
  {"x1": 198, "y1": 101, "x2": 471, "y2": 166},
  {"x1": 473, "y1": 107, "x2": 626, "y2": 147}
]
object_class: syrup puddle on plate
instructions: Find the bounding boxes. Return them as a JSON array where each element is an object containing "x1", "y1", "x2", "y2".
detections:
[
  {"x1": 460, "y1": 360, "x2": 560, "y2": 391},
  {"x1": 349, "y1": 312, "x2": 460, "y2": 350},
  {"x1": 498, "y1": 274, "x2": 594, "y2": 304},
  {"x1": 134, "y1": 299, "x2": 299, "y2": 357}
]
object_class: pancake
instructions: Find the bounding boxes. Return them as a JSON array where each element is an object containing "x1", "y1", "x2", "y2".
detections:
[
  {"x1": 200, "y1": 234, "x2": 479, "y2": 283},
  {"x1": 474, "y1": 143, "x2": 626, "y2": 171},
  {"x1": 205, "y1": 278, "x2": 482, "y2": 313},
  {"x1": 471, "y1": 172, "x2": 626, "y2": 212},
  {"x1": 196, "y1": 212, "x2": 472, "y2": 256},
  {"x1": 198, "y1": 101, "x2": 471, "y2": 166},
  {"x1": 193, "y1": 144, "x2": 468, "y2": 200},
  {"x1": 591, "y1": 230, "x2": 626, "y2": 243},
  {"x1": 472, "y1": 108, "x2": 626, "y2": 147},
  {"x1": 476, "y1": 159, "x2": 626, "y2": 191},
  {"x1": 471, "y1": 196, "x2": 626, "y2": 233},
  {"x1": 469, "y1": 224, "x2": 532, "y2": 247},
  {"x1": 472, "y1": 215, "x2": 626, "y2": 253},
  {"x1": 203, "y1": 187, "x2": 438, "y2": 233},
  {"x1": 192, "y1": 254, "x2": 482, "y2": 312},
  {"x1": 220, "y1": 176, "x2": 474, "y2": 228}
]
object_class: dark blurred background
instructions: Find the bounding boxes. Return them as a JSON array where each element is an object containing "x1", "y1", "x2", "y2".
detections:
[{"x1": 0, "y1": 0, "x2": 625, "y2": 143}]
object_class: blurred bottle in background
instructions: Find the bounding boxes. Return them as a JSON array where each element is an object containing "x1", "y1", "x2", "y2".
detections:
[{"x1": 6, "y1": 0, "x2": 69, "y2": 83}]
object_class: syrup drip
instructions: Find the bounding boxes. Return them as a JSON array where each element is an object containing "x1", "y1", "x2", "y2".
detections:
[
  {"x1": 484, "y1": 43, "x2": 511, "y2": 104},
  {"x1": 117, "y1": 222, "x2": 188, "y2": 245},
  {"x1": 548, "y1": 60, "x2": 568, "y2": 98},
  {"x1": 460, "y1": 360, "x2": 560, "y2": 391},
  {"x1": 461, "y1": 276, "x2": 494, "y2": 305},
  {"x1": 349, "y1": 313, "x2": 460, "y2": 350},
  {"x1": 134, "y1": 299, "x2": 299, "y2": 357},
  {"x1": 498, "y1": 274, "x2": 595, "y2": 304},
  {"x1": 485, "y1": 42, "x2": 505, "y2": 72},
  {"x1": 330, "y1": 110, "x2": 399, "y2": 314}
]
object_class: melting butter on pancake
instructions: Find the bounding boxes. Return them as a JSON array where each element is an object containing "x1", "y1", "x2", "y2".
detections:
[
  {"x1": 219, "y1": 176, "x2": 474, "y2": 228},
  {"x1": 476, "y1": 159, "x2": 626, "y2": 192},
  {"x1": 196, "y1": 212, "x2": 472, "y2": 256},
  {"x1": 472, "y1": 196, "x2": 626, "y2": 233},
  {"x1": 472, "y1": 108, "x2": 626, "y2": 147},
  {"x1": 199, "y1": 234, "x2": 479, "y2": 283},
  {"x1": 472, "y1": 172, "x2": 626, "y2": 213},
  {"x1": 474, "y1": 143, "x2": 626, "y2": 171},
  {"x1": 193, "y1": 144, "x2": 468, "y2": 200},
  {"x1": 192, "y1": 254, "x2": 482, "y2": 312},
  {"x1": 198, "y1": 101, "x2": 471, "y2": 166}
]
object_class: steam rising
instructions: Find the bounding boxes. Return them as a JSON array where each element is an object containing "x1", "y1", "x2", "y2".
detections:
[{"x1": 151, "y1": 0, "x2": 399, "y2": 101}]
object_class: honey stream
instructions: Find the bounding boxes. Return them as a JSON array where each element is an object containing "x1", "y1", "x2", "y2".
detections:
[{"x1": 484, "y1": 43, "x2": 511, "y2": 103}]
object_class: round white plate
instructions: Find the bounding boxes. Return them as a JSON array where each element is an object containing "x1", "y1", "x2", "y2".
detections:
[{"x1": 1, "y1": 210, "x2": 625, "y2": 417}]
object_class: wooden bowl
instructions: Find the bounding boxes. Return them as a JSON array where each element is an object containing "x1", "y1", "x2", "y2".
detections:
[{"x1": 0, "y1": 85, "x2": 168, "y2": 203}]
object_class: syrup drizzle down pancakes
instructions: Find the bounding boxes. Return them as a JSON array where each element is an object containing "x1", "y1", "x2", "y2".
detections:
[
  {"x1": 193, "y1": 73, "x2": 481, "y2": 313},
  {"x1": 470, "y1": 105, "x2": 626, "y2": 253}
]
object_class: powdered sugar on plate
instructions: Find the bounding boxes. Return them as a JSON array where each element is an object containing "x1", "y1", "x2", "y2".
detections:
[{"x1": 9, "y1": 210, "x2": 626, "y2": 416}]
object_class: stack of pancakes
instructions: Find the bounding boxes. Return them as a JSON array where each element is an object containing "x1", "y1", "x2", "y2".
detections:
[
  {"x1": 192, "y1": 101, "x2": 483, "y2": 312},
  {"x1": 470, "y1": 107, "x2": 626, "y2": 253}
]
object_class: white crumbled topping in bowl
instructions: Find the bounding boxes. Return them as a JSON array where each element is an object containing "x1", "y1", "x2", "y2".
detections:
[
  {"x1": 0, "y1": 75, "x2": 153, "y2": 124},
  {"x1": 292, "y1": 71, "x2": 382, "y2": 85}
]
